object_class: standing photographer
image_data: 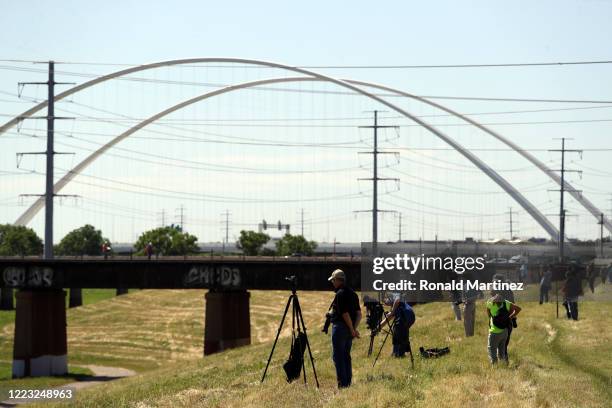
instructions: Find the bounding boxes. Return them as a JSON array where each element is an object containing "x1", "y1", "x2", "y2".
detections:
[
  {"x1": 562, "y1": 265, "x2": 583, "y2": 320},
  {"x1": 328, "y1": 269, "x2": 361, "y2": 388},
  {"x1": 486, "y1": 293, "x2": 521, "y2": 364},
  {"x1": 380, "y1": 293, "x2": 415, "y2": 358}
]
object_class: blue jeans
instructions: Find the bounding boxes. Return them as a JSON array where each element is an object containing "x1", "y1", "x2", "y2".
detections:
[
  {"x1": 539, "y1": 285, "x2": 550, "y2": 304},
  {"x1": 331, "y1": 323, "x2": 353, "y2": 387}
]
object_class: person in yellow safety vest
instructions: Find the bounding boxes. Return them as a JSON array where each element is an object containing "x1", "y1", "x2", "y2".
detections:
[{"x1": 486, "y1": 293, "x2": 521, "y2": 364}]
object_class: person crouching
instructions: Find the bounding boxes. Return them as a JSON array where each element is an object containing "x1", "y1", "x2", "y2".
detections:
[{"x1": 380, "y1": 294, "x2": 415, "y2": 359}]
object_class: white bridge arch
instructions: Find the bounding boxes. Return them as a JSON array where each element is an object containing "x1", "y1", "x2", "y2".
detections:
[{"x1": 2, "y1": 58, "x2": 608, "y2": 238}]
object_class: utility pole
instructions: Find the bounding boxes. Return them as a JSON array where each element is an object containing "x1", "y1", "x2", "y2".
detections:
[
  {"x1": 221, "y1": 210, "x2": 231, "y2": 254},
  {"x1": 224, "y1": 210, "x2": 230, "y2": 244},
  {"x1": 157, "y1": 209, "x2": 166, "y2": 227},
  {"x1": 609, "y1": 194, "x2": 612, "y2": 240},
  {"x1": 599, "y1": 213, "x2": 605, "y2": 257},
  {"x1": 398, "y1": 213, "x2": 402, "y2": 242},
  {"x1": 549, "y1": 138, "x2": 582, "y2": 263},
  {"x1": 43, "y1": 62, "x2": 55, "y2": 259},
  {"x1": 17, "y1": 61, "x2": 75, "y2": 259},
  {"x1": 355, "y1": 110, "x2": 399, "y2": 254},
  {"x1": 506, "y1": 207, "x2": 518, "y2": 240},
  {"x1": 175, "y1": 205, "x2": 185, "y2": 231},
  {"x1": 300, "y1": 208, "x2": 305, "y2": 237}
]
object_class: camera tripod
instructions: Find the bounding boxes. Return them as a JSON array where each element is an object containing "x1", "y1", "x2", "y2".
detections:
[
  {"x1": 261, "y1": 276, "x2": 319, "y2": 388},
  {"x1": 372, "y1": 311, "x2": 414, "y2": 369}
]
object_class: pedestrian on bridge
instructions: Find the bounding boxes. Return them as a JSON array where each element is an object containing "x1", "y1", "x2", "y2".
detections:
[
  {"x1": 102, "y1": 241, "x2": 112, "y2": 260},
  {"x1": 145, "y1": 242, "x2": 153, "y2": 260}
]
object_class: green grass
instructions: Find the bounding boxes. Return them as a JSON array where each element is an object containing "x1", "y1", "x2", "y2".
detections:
[
  {"x1": 0, "y1": 363, "x2": 93, "y2": 397},
  {"x1": 0, "y1": 310, "x2": 14, "y2": 328},
  {"x1": 15, "y1": 286, "x2": 611, "y2": 407},
  {"x1": 70, "y1": 289, "x2": 120, "y2": 307},
  {"x1": 1, "y1": 285, "x2": 610, "y2": 407},
  {"x1": 0, "y1": 289, "x2": 118, "y2": 334},
  {"x1": 0, "y1": 289, "x2": 121, "y2": 393}
]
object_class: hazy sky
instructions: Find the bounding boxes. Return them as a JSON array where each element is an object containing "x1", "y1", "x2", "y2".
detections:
[{"x1": 1, "y1": 0, "x2": 611, "y2": 244}]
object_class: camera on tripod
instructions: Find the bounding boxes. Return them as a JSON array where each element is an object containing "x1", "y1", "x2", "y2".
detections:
[
  {"x1": 364, "y1": 298, "x2": 384, "y2": 334},
  {"x1": 363, "y1": 296, "x2": 389, "y2": 358},
  {"x1": 261, "y1": 275, "x2": 319, "y2": 388}
]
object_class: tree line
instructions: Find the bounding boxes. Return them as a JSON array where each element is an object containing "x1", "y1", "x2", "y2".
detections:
[{"x1": 0, "y1": 224, "x2": 317, "y2": 257}]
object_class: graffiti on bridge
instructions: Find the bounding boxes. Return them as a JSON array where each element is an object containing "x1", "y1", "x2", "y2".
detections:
[
  {"x1": 3, "y1": 266, "x2": 54, "y2": 288},
  {"x1": 184, "y1": 265, "x2": 241, "y2": 288}
]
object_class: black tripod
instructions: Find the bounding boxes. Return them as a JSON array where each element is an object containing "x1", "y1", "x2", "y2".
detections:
[
  {"x1": 261, "y1": 276, "x2": 319, "y2": 387},
  {"x1": 372, "y1": 311, "x2": 394, "y2": 367}
]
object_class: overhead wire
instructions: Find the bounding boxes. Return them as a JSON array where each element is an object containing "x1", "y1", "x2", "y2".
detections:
[{"x1": 2, "y1": 64, "x2": 612, "y2": 103}]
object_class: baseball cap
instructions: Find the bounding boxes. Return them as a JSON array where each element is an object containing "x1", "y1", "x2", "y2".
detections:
[{"x1": 328, "y1": 269, "x2": 346, "y2": 281}]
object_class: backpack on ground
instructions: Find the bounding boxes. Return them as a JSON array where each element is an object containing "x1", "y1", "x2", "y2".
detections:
[{"x1": 419, "y1": 346, "x2": 450, "y2": 358}]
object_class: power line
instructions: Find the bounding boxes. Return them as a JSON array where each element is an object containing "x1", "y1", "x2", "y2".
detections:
[
  {"x1": 5, "y1": 89, "x2": 612, "y2": 120},
  {"x1": 44, "y1": 167, "x2": 375, "y2": 204},
  {"x1": 2, "y1": 65, "x2": 612, "y2": 103},
  {"x1": 8, "y1": 112, "x2": 612, "y2": 128},
  {"x1": 301, "y1": 60, "x2": 612, "y2": 69},
  {"x1": 3, "y1": 58, "x2": 612, "y2": 68},
  {"x1": 11, "y1": 128, "x2": 612, "y2": 154}
]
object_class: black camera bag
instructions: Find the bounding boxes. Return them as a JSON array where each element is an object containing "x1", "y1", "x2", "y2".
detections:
[{"x1": 283, "y1": 332, "x2": 307, "y2": 382}]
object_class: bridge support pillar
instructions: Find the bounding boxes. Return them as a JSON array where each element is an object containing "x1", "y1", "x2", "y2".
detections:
[
  {"x1": 69, "y1": 288, "x2": 82, "y2": 308},
  {"x1": 12, "y1": 290, "x2": 68, "y2": 378},
  {"x1": 204, "y1": 290, "x2": 250, "y2": 355},
  {"x1": 0, "y1": 288, "x2": 14, "y2": 310}
]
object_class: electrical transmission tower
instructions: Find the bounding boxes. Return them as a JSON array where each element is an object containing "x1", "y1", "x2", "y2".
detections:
[
  {"x1": 397, "y1": 213, "x2": 403, "y2": 242},
  {"x1": 221, "y1": 210, "x2": 231, "y2": 253},
  {"x1": 355, "y1": 110, "x2": 399, "y2": 253},
  {"x1": 157, "y1": 209, "x2": 167, "y2": 227},
  {"x1": 506, "y1": 207, "x2": 518, "y2": 240},
  {"x1": 175, "y1": 205, "x2": 185, "y2": 231},
  {"x1": 549, "y1": 138, "x2": 582, "y2": 263},
  {"x1": 299, "y1": 208, "x2": 306, "y2": 237},
  {"x1": 609, "y1": 194, "x2": 612, "y2": 240},
  {"x1": 16, "y1": 61, "x2": 76, "y2": 259},
  {"x1": 598, "y1": 213, "x2": 605, "y2": 257}
]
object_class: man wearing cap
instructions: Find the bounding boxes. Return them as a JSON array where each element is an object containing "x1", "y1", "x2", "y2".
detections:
[
  {"x1": 486, "y1": 293, "x2": 521, "y2": 364},
  {"x1": 328, "y1": 269, "x2": 361, "y2": 388}
]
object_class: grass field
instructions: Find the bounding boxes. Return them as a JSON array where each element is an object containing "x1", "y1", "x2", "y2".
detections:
[
  {"x1": 1, "y1": 285, "x2": 610, "y2": 407},
  {"x1": 0, "y1": 289, "x2": 116, "y2": 394}
]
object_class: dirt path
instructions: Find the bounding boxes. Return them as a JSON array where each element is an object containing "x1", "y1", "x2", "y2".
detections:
[{"x1": 0, "y1": 365, "x2": 136, "y2": 406}]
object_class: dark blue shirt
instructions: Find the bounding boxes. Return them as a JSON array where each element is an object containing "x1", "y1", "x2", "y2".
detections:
[{"x1": 332, "y1": 286, "x2": 360, "y2": 326}]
